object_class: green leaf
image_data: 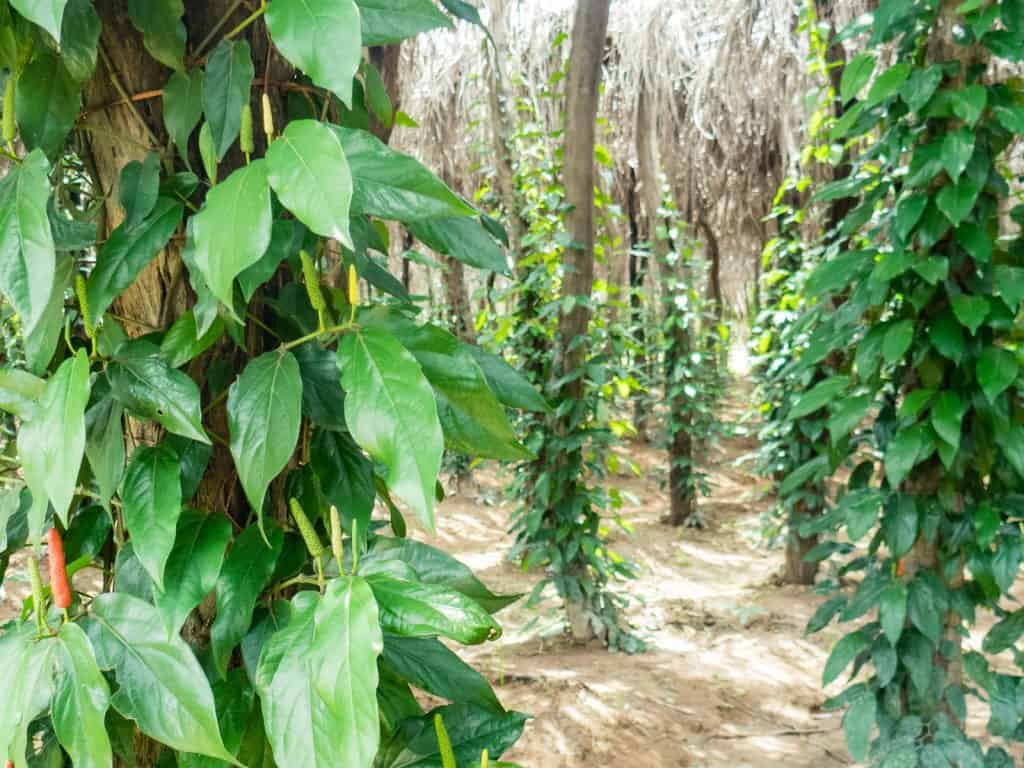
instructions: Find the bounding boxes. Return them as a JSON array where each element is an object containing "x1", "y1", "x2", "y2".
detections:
[
  {"x1": 901, "y1": 65, "x2": 942, "y2": 112},
  {"x1": 87, "y1": 197, "x2": 184, "y2": 321},
  {"x1": 9, "y1": 0, "x2": 67, "y2": 39},
  {"x1": 843, "y1": 693, "x2": 876, "y2": 762},
  {"x1": 951, "y1": 83, "x2": 987, "y2": 126},
  {"x1": 199, "y1": 121, "x2": 218, "y2": 183},
  {"x1": 356, "y1": 0, "x2": 452, "y2": 45},
  {"x1": 59, "y1": 0, "x2": 100, "y2": 81},
  {"x1": 879, "y1": 582, "x2": 908, "y2": 646},
  {"x1": 203, "y1": 39, "x2": 254, "y2": 159},
  {"x1": 840, "y1": 53, "x2": 875, "y2": 102},
  {"x1": 936, "y1": 180, "x2": 980, "y2": 226},
  {"x1": 931, "y1": 391, "x2": 963, "y2": 450},
  {"x1": 228, "y1": 350, "x2": 303, "y2": 524},
  {"x1": 463, "y1": 345, "x2": 548, "y2": 413},
  {"x1": 0, "y1": 149, "x2": 55, "y2": 335},
  {"x1": 107, "y1": 342, "x2": 210, "y2": 443},
  {"x1": 239, "y1": 218, "x2": 305, "y2": 301},
  {"x1": 84, "y1": 392, "x2": 125, "y2": 512},
  {"x1": 193, "y1": 159, "x2": 273, "y2": 311},
  {"x1": 0, "y1": 367, "x2": 43, "y2": 418},
  {"x1": 884, "y1": 425, "x2": 926, "y2": 488},
  {"x1": 790, "y1": 375, "x2": 849, "y2": 419},
  {"x1": 955, "y1": 221, "x2": 991, "y2": 263},
  {"x1": 0, "y1": 623, "x2": 55, "y2": 767},
  {"x1": 266, "y1": 0, "x2": 361, "y2": 106},
  {"x1": 951, "y1": 294, "x2": 989, "y2": 335},
  {"x1": 160, "y1": 309, "x2": 226, "y2": 369},
  {"x1": 120, "y1": 443, "x2": 183, "y2": 591},
  {"x1": 941, "y1": 127, "x2": 974, "y2": 181},
  {"x1": 15, "y1": 53, "x2": 79, "y2": 158},
  {"x1": 84, "y1": 592, "x2": 236, "y2": 762},
  {"x1": 974, "y1": 502, "x2": 999, "y2": 548},
  {"x1": 23, "y1": 251, "x2": 70, "y2": 376},
  {"x1": 163, "y1": 69, "x2": 203, "y2": 165},
  {"x1": 119, "y1": 153, "x2": 161, "y2": 230},
  {"x1": 994, "y1": 265, "x2": 1024, "y2": 310},
  {"x1": 18, "y1": 350, "x2": 90, "y2": 536},
  {"x1": 382, "y1": 635, "x2": 502, "y2": 712},
  {"x1": 883, "y1": 495, "x2": 919, "y2": 558},
  {"x1": 127, "y1": 0, "x2": 186, "y2": 70},
  {"x1": 984, "y1": 609, "x2": 1024, "y2": 654},
  {"x1": 780, "y1": 455, "x2": 827, "y2": 497},
  {"x1": 310, "y1": 429, "x2": 375, "y2": 544},
  {"x1": 912, "y1": 255, "x2": 948, "y2": 285},
  {"x1": 977, "y1": 346, "x2": 1018, "y2": 402},
  {"x1": 867, "y1": 62, "x2": 911, "y2": 105},
  {"x1": 893, "y1": 194, "x2": 928, "y2": 242},
  {"x1": 52, "y1": 622, "x2": 112, "y2": 768},
  {"x1": 211, "y1": 522, "x2": 284, "y2": 679},
  {"x1": 882, "y1": 319, "x2": 913, "y2": 364},
  {"x1": 908, "y1": 576, "x2": 943, "y2": 645},
  {"x1": 154, "y1": 509, "x2": 232, "y2": 636},
  {"x1": 828, "y1": 394, "x2": 870, "y2": 439},
  {"x1": 266, "y1": 119, "x2": 353, "y2": 247},
  {"x1": 928, "y1": 310, "x2": 964, "y2": 362},
  {"x1": 408, "y1": 217, "x2": 508, "y2": 274},
  {"x1": 363, "y1": 59, "x2": 393, "y2": 126},
  {"x1": 368, "y1": 536, "x2": 519, "y2": 614},
  {"x1": 336, "y1": 126, "x2": 474, "y2": 221},
  {"x1": 338, "y1": 327, "x2": 443, "y2": 531},
  {"x1": 823, "y1": 630, "x2": 868, "y2": 686},
  {"x1": 367, "y1": 574, "x2": 500, "y2": 644}
]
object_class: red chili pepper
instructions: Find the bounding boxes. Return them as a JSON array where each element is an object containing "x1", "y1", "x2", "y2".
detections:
[
  {"x1": 896, "y1": 558, "x2": 905, "y2": 577},
  {"x1": 47, "y1": 527, "x2": 71, "y2": 610}
]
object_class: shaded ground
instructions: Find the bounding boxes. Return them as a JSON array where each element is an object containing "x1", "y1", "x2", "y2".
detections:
[{"x1": 437, "y1": 389, "x2": 853, "y2": 767}]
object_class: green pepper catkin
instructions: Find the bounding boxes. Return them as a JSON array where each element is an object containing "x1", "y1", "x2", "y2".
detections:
[
  {"x1": 28, "y1": 555, "x2": 45, "y2": 633},
  {"x1": 480, "y1": 750, "x2": 489, "y2": 768},
  {"x1": 75, "y1": 273, "x2": 94, "y2": 337},
  {"x1": 300, "y1": 250, "x2": 326, "y2": 312},
  {"x1": 329, "y1": 505, "x2": 343, "y2": 569},
  {"x1": 240, "y1": 103, "x2": 254, "y2": 157},
  {"x1": 289, "y1": 498, "x2": 324, "y2": 559},
  {"x1": 434, "y1": 714, "x2": 457, "y2": 768},
  {"x1": 2, "y1": 76, "x2": 15, "y2": 147},
  {"x1": 262, "y1": 92, "x2": 274, "y2": 142}
]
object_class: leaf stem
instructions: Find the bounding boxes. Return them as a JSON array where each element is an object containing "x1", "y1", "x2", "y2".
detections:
[
  {"x1": 280, "y1": 322, "x2": 354, "y2": 352},
  {"x1": 225, "y1": 0, "x2": 268, "y2": 41},
  {"x1": 193, "y1": 0, "x2": 247, "y2": 61}
]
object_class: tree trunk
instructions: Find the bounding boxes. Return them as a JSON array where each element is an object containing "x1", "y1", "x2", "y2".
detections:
[
  {"x1": 625, "y1": 170, "x2": 650, "y2": 441},
  {"x1": 442, "y1": 256, "x2": 475, "y2": 343},
  {"x1": 367, "y1": 43, "x2": 402, "y2": 143},
  {"x1": 555, "y1": 0, "x2": 609, "y2": 643},
  {"x1": 783, "y1": 500, "x2": 818, "y2": 585}
]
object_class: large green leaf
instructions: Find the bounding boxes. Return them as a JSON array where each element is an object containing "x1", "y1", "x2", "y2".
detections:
[
  {"x1": 120, "y1": 443, "x2": 183, "y2": 591},
  {"x1": 337, "y1": 327, "x2": 443, "y2": 530},
  {"x1": 463, "y1": 345, "x2": 549, "y2": 413},
  {"x1": 18, "y1": 350, "x2": 90, "y2": 536},
  {"x1": 228, "y1": 350, "x2": 303, "y2": 523},
  {"x1": 52, "y1": 622, "x2": 112, "y2": 768},
  {"x1": 336, "y1": 126, "x2": 473, "y2": 221},
  {"x1": 59, "y1": 0, "x2": 100, "y2": 82},
  {"x1": 15, "y1": 53, "x2": 79, "y2": 158},
  {"x1": 84, "y1": 391, "x2": 125, "y2": 512},
  {"x1": 310, "y1": 429, "x2": 375, "y2": 545},
  {"x1": 192, "y1": 159, "x2": 273, "y2": 311},
  {"x1": 839, "y1": 52, "x2": 875, "y2": 102},
  {"x1": 941, "y1": 127, "x2": 974, "y2": 182},
  {"x1": 266, "y1": 0, "x2": 361, "y2": 106},
  {"x1": 84, "y1": 592, "x2": 236, "y2": 761},
  {"x1": 203, "y1": 39, "x2": 254, "y2": 159},
  {"x1": 879, "y1": 582, "x2": 908, "y2": 647},
  {"x1": 10, "y1": 0, "x2": 66, "y2": 39},
  {"x1": 376, "y1": 703, "x2": 526, "y2": 768},
  {"x1": 23, "y1": 249, "x2": 71, "y2": 375},
  {"x1": 0, "y1": 367, "x2": 44, "y2": 418},
  {"x1": 294, "y1": 342, "x2": 347, "y2": 430},
  {"x1": 154, "y1": 509, "x2": 232, "y2": 636},
  {"x1": 0, "y1": 623, "x2": 55, "y2": 768},
  {"x1": 884, "y1": 425, "x2": 927, "y2": 489},
  {"x1": 382, "y1": 635, "x2": 502, "y2": 712},
  {"x1": 356, "y1": 0, "x2": 452, "y2": 45},
  {"x1": 163, "y1": 69, "x2": 204, "y2": 165},
  {"x1": 977, "y1": 346, "x2": 1018, "y2": 403},
  {"x1": 118, "y1": 153, "x2": 161, "y2": 230},
  {"x1": 936, "y1": 180, "x2": 981, "y2": 226},
  {"x1": 87, "y1": 197, "x2": 184, "y2": 321},
  {"x1": 789, "y1": 375, "x2": 850, "y2": 419},
  {"x1": 951, "y1": 294, "x2": 990, "y2": 335},
  {"x1": 127, "y1": 0, "x2": 185, "y2": 69},
  {"x1": 0, "y1": 149, "x2": 55, "y2": 335},
  {"x1": 367, "y1": 574, "x2": 500, "y2": 644},
  {"x1": 408, "y1": 216, "x2": 508, "y2": 274},
  {"x1": 930, "y1": 391, "x2": 963, "y2": 450},
  {"x1": 266, "y1": 120, "x2": 353, "y2": 247},
  {"x1": 984, "y1": 609, "x2": 1024, "y2": 654},
  {"x1": 211, "y1": 522, "x2": 284, "y2": 679},
  {"x1": 822, "y1": 629, "x2": 869, "y2": 686},
  {"x1": 369, "y1": 536, "x2": 519, "y2": 614},
  {"x1": 107, "y1": 342, "x2": 210, "y2": 443},
  {"x1": 843, "y1": 693, "x2": 876, "y2": 763}
]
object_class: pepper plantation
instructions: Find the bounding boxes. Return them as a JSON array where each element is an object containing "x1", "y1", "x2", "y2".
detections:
[{"x1": 0, "y1": 0, "x2": 1022, "y2": 765}]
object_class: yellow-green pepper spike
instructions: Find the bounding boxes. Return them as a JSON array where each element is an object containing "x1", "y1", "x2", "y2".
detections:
[
  {"x1": 289, "y1": 498, "x2": 324, "y2": 559},
  {"x1": 434, "y1": 714, "x2": 457, "y2": 768}
]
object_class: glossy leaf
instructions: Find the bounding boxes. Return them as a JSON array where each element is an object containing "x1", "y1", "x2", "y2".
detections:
[
  {"x1": 59, "y1": 0, "x2": 100, "y2": 81},
  {"x1": 127, "y1": 0, "x2": 185, "y2": 69},
  {"x1": 310, "y1": 429, "x2": 375, "y2": 543},
  {"x1": 163, "y1": 69, "x2": 204, "y2": 165},
  {"x1": 368, "y1": 574, "x2": 501, "y2": 644},
  {"x1": 0, "y1": 149, "x2": 55, "y2": 335},
  {"x1": 409, "y1": 216, "x2": 508, "y2": 274},
  {"x1": 228, "y1": 350, "x2": 303, "y2": 524},
  {"x1": 15, "y1": 53, "x2": 79, "y2": 158},
  {"x1": 266, "y1": 119, "x2": 353, "y2": 247},
  {"x1": 192, "y1": 159, "x2": 273, "y2": 311},
  {"x1": 338, "y1": 327, "x2": 443, "y2": 530},
  {"x1": 9, "y1": 0, "x2": 67, "y2": 40},
  {"x1": 120, "y1": 443, "x2": 183, "y2": 591},
  {"x1": 295, "y1": 343, "x2": 347, "y2": 430},
  {"x1": 153, "y1": 509, "x2": 232, "y2": 636},
  {"x1": 382, "y1": 635, "x2": 503, "y2": 712},
  {"x1": 107, "y1": 342, "x2": 210, "y2": 443},
  {"x1": 211, "y1": 522, "x2": 284, "y2": 679},
  {"x1": 118, "y1": 153, "x2": 161, "y2": 230},
  {"x1": 0, "y1": 623, "x2": 55, "y2": 767},
  {"x1": 790, "y1": 375, "x2": 849, "y2": 419},
  {"x1": 463, "y1": 345, "x2": 549, "y2": 413},
  {"x1": 203, "y1": 39, "x2": 254, "y2": 159},
  {"x1": 356, "y1": 0, "x2": 452, "y2": 45},
  {"x1": 52, "y1": 622, "x2": 112, "y2": 768},
  {"x1": 843, "y1": 693, "x2": 876, "y2": 762},
  {"x1": 87, "y1": 197, "x2": 184, "y2": 321},
  {"x1": 84, "y1": 392, "x2": 125, "y2": 512},
  {"x1": 0, "y1": 367, "x2": 43, "y2": 418},
  {"x1": 18, "y1": 350, "x2": 90, "y2": 536},
  {"x1": 977, "y1": 346, "x2": 1018, "y2": 403},
  {"x1": 931, "y1": 391, "x2": 962, "y2": 450},
  {"x1": 337, "y1": 126, "x2": 474, "y2": 221},
  {"x1": 84, "y1": 593, "x2": 236, "y2": 761},
  {"x1": 266, "y1": 0, "x2": 361, "y2": 106}
]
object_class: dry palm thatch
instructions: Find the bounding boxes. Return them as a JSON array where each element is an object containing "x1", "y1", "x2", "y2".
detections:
[{"x1": 391, "y1": 0, "x2": 874, "y2": 315}]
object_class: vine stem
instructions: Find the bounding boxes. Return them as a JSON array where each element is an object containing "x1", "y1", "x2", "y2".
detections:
[
  {"x1": 225, "y1": 1, "x2": 268, "y2": 41},
  {"x1": 280, "y1": 322, "x2": 354, "y2": 352},
  {"x1": 193, "y1": 0, "x2": 246, "y2": 61}
]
